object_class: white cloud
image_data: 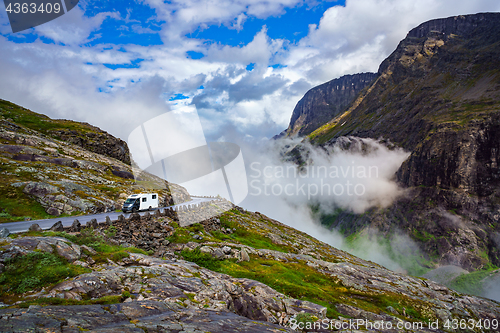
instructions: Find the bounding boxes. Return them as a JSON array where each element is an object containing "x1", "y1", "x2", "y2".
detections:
[
  {"x1": 0, "y1": 0, "x2": 500, "y2": 144},
  {"x1": 34, "y1": 6, "x2": 118, "y2": 46},
  {"x1": 285, "y1": 0, "x2": 500, "y2": 82}
]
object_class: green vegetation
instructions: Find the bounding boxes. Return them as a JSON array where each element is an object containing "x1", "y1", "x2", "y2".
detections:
[
  {"x1": 180, "y1": 248, "x2": 223, "y2": 271},
  {"x1": 168, "y1": 209, "x2": 293, "y2": 253},
  {"x1": 312, "y1": 207, "x2": 343, "y2": 229},
  {"x1": 311, "y1": 204, "x2": 442, "y2": 276},
  {"x1": 33, "y1": 229, "x2": 149, "y2": 258},
  {"x1": 344, "y1": 230, "x2": 431, "y2": 277},
  {"x1": 176, "y1": 207, "x2": 436, "y2": 323},
  {"x1": 412, "y1": 229, "x2": 435, "y2": 243},
  {"x1": 217, "y1": 214, "x2": 292, "y2": 252},
  {"x1": 180, "y1": 247, "x2": 434, "y2": 322},
  {"x1": 104, "y1": 225, "x2": 117, "y2": 238},
  {"x1": 221, "y1": 258, "x2": 342, "y2": 318},
  {"x1": 0, "y1": 182, "x2": 52, "y2": 223},
  {"x1": 0, "y1": 251, "x2": 89, "y2": 295},
  {"x1": 0, "y1": 99, "x2": 95, "y2": 136},
  {"x1": 0, "y1": 228, "x2": 152, "y2": 306},
  {"x1": 39, "y1": 228, "x2": 149, "y2": 263},
  {"x1": 167, "y1": 222, "x2": 205, "y2": 244},
  {"x1": 293, "y1": 312, "x2": 320, "y2": 327},
  {"x1": 448, "y1": 268, "x2": 498, "y2": 296}
]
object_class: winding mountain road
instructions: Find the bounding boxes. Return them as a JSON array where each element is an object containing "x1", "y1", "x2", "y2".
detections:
[{"x1": 1, "y1": 196, "x2": 214, "y2": 234}]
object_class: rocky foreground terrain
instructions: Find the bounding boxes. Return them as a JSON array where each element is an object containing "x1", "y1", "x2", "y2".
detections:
[
  {"x1": 0, "y1": 99, "x2": 190, "y2": 222},
  {"x1": 0, "y1": 201, "x2": 499, "y2": 332}
]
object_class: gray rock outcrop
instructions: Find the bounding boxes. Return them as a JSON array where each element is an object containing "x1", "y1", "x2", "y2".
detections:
[{"x1": 0, "y1": 300, "x2": 295, "y2": 332}]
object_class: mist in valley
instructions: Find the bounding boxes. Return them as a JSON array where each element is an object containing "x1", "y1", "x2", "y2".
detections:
[{"x1": 238, "y1": 137, "x2": 426, "y2": 274}]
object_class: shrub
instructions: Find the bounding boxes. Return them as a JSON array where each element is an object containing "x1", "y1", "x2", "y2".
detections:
[
  {"x1": 104, "y1": 226, "x2": 117, "y2": 238},
  {"x1": 293, "y1": 312, "x2": 319, "y2": 329},
  {"x1": 180, "y1": 248, "x2": 222, "y2": 271},
  {"x1": 0, "y1": 252, "x2": 89, "y2": 294},
  {"x1": 75, "y1": 228, "x2": 105, "y2": 246}
]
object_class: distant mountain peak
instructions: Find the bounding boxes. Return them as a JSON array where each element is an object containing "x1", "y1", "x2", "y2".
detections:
[
  {"x1": 275, "y1": 73, "x2": 378, "y2": 139},
  {"x1": 276, "y1": 12, "x2": 500, "y2": 274}
]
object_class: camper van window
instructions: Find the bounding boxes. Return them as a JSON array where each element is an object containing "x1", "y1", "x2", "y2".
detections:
[
  {"x1": 142, "y1": 198, "x2": 147, "y2": 202},
  {"x1": 152, "y1": 195, "x2": 157, "y2": 199},
  {"x1": 124, "y1": 198, "x2": 136, "y2": 204}
]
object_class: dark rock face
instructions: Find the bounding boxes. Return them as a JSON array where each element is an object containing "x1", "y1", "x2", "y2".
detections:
[
  {"x1": 316, "y1": 13, "x2": 500, "y2": 149},
  {"x1": 397, "y1": 115, "x2": 500, "y2": 196},
  {"x1": 294, "y1": 13, "x2": 500, "y2": 270},
  {"x1": 111, "y1": 169, "x2": 135, "y2": 179},
  {"x1": 49, "y1": 127, "x2": 131, "y2": 165},
  {"x1": 278, "y1": 73, "x2": 377, "y2": 137},
  {"x1": 378, "y1": 13, "x2": 500, "y2": 75}
]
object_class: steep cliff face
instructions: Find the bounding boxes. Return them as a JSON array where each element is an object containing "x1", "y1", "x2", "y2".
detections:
[
  {"x1": 276, "y1": 73, "x2": 377, "y2": 138},
  {"x1": 310, "y1": 12, "x2": 500, "y2": 149},
  {"x1": 48, "y1": 128, "x2": 130, "y2": 165},
  {"x1": 290, "y1": 13, "x2": 500, "y2": 272},
  {"x1": 397, "y1": 116, "x2": 500, "y2": 196}
]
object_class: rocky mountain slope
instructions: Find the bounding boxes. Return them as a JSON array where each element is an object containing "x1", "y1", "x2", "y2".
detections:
[
  {"x1": 0, "y1": 99, "x2": 130, "y2": 165},
  {"x1": 1, "y1": 203, "x2": 499, "y2": 332},
  {"x1": 275, "y1": 73, "x2": 378, "y2": 138},
  {"x1": 0, "y1": 99, "x2": 190, "y2": 222},
  {"x1": 278, "y1": 13, "x2": 500, "y2": 287}
]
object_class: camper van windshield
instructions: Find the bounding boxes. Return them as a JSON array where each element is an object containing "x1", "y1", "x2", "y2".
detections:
[{"x1": 124, "y1": 198, "x2": 136, "y2": 204}]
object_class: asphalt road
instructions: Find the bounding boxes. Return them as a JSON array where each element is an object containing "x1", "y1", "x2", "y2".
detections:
[{"x1": 1, "y1": 196, "x2": 214, "y2": 234}]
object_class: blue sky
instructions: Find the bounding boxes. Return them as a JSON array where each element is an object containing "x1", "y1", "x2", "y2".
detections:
[{"x1": 0, "y1": 0, "x2": 499, "y2": 144}]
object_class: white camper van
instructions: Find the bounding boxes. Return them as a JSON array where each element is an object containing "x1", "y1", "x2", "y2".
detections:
[{"x1": 122, "y1": 193, "x2": 159, "y2": 213}]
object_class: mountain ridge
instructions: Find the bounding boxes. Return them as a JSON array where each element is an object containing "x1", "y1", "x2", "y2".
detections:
[
  {"x1": 277, "y1": 12, "x2": 500, "y2": 282},
  {"x1": 274, "y1": 72, "x2": 378, "y2": 138},
  {"x1": 0, "y1": 99, "x2": 131, "y2": 165}
]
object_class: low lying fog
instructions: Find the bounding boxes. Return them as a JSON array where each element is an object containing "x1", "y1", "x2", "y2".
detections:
[{"x1": 239, "y1": 137, "x2": 421, "y2": 273}]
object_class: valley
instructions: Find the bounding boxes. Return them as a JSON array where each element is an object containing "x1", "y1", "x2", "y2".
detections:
[{"x1": 1, "y1": 11, "x2": 500, "y2": 333}]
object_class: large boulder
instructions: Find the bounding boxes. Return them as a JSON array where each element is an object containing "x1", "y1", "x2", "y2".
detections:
[
  {"x1": 0, "y1": 228, "x2": 10, "y2": 238},
  {"x1": 4, "y1": 237, "x2": 82, "y2": 262},
  {"x1": 70, "y1": 219, "x2": 81, "y2": 232},
  {"x1": 129, "y1": 213, "x2": 141, "y2": 222},
  {"x1": 86, "y1": 219, "x2": 98, "y2": 229},
  {"x1": 29, "y1": 223, "x2": 42, "y2": 232},
  {"x1": 22, "y1": 182, "x2": 59, "y2": 197},
  {"x1": 46, "y1": 207, "x2": 61, "y2": 216},
  {"x1": 50, "y1": 221, "x2": 64, "y2": 232}
]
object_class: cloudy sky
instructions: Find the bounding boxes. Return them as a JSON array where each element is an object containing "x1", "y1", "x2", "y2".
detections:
[{"x1": 1, "y1": 0, "x2": 500, "y2": 144}]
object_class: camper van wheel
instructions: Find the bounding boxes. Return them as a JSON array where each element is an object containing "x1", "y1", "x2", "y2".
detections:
[
  {"x1": 132, "y1": 208, "x2": 137, "y2": 213},
  {"x1": 149, "y1": 206, "x2": 152, "y2": 211}
]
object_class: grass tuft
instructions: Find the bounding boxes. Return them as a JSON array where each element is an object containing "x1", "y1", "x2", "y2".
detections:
[{"x1": 0, "y1": 252, "x2": 90, "y2": 295}]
